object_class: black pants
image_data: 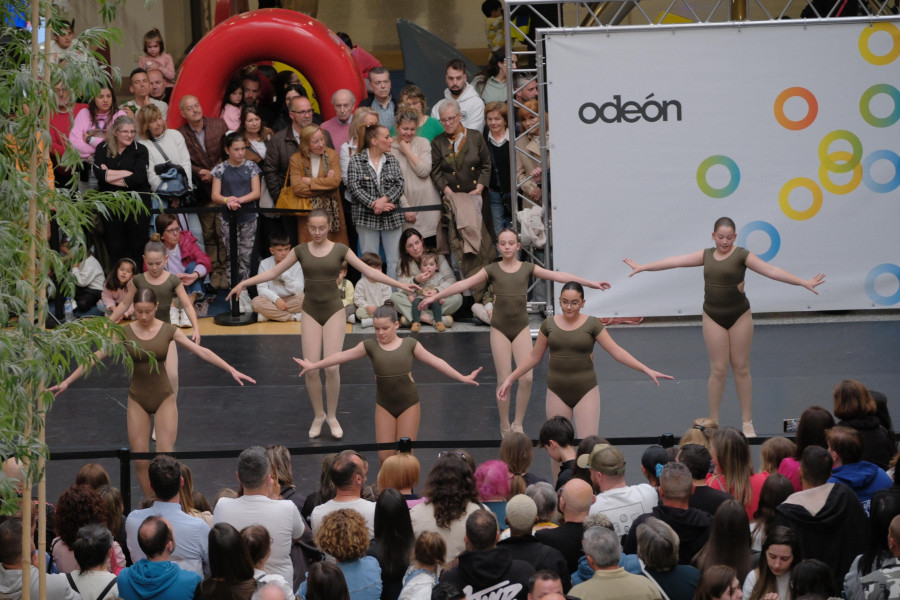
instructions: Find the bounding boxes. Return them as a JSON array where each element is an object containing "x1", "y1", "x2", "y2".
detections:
[{"x1": 104, "y1": 210, "x2": 151, "y2": 269}]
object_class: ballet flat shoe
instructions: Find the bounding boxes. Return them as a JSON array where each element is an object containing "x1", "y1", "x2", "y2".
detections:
[
  {"x1": 327, "y1": 418, "x2": 343, "y2": 439},
  {"x1": 308, "y1": 416, "x2": 326, "y2": 438}
]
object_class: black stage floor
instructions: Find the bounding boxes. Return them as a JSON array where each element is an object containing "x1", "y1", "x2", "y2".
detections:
[{"x1": 46, "y1": 320, "x2": 900, "y2": 509}]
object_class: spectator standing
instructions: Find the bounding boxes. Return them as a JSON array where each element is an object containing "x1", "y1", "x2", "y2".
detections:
[
  {"x1": 358, "y1": 67, "x2": 397, "y2": 129},
  {"x1": 431, "y1": 59, "x2": 486, "y2": 132}
]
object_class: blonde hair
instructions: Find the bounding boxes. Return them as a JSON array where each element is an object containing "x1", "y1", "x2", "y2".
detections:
[
  {"x1": 137, "y1": 104, "x2": 164, "y2": 140},
  {"x1": 759, "y1": 437, "x2": 796, "y2": 474},
  {"x1": 299, "y1": 125, "x2": 325, "y2": 159},
  {"x1": 679, "y1": 417, "x2": 719, "y2": 449},
  {"x1": 377, "y1": 453, "x2": 421, "y2": 491},
  {"x1": 711, "y1": 427, "x2": 755, "y2": 506},
  {"x1": 348, "y1": 107, "x2": 377, "y2": 153}
]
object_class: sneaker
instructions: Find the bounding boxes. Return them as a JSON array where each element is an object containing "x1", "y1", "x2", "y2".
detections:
[
  {"x1": 179, "y1": 309, "x2": 192, "y2": 328},
  {"x1": 257, "y1": 314, "x2": 268, "y2": 323},
  {"x1": 442, "y1": 316, "x2": 454, "y2": 328},
  {"x1": 410, "y1": 322, "x2": 422, "y2": 332},
  {"x1": 292, "y1": 313, "x2": 303, "y2": 321},
  {"x1": 239, "y1": 291, "x2": 252, "y2": 314},
  {"x1": 347, "y1": 314, "x2": 356, "y2": 324},
  {"x1": 361, "y1": 318, "x2": 373, "y2": 328},
  {"x1": 434, "y1": 322, "x2": 446, "y2": 332},
  {"x1": 169, "y1": 306, "x2": 180, "y2": 325},
  {"x1": 472, "y1": 303, "x2": 491, "y2": 325}
]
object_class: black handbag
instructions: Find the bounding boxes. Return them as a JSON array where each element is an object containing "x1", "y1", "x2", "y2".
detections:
[{"x1": 151, "y1": 138, "x2": 192, "y2": 203}]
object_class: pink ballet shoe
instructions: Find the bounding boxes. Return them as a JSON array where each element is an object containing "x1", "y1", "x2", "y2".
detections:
[{"x1": 308, "y1": 416, "x2": 325, "y2": 438}]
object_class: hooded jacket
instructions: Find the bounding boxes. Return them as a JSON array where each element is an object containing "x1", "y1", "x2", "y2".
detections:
[
  {"x1": 497, "y1": 535, "x2": 570, "y2": 591},
  {"x1": 440, "y1": 547, "x2": 534, "y2": 600},
  {"x1": 838, "y1": 415, "x2": 896, "y2": 470},
  {"x1": 829, "y1": 460, "x2": 892, "y2": 514},
  {"x1": 116, "y1": 559, "x2": 201, "y2": 600},
  {"x1": 0, "y1": 565, "x2": 81, "y2": 600},
  {"x1": 622, "y1": 505, "x2": 712, "y2": 565}
]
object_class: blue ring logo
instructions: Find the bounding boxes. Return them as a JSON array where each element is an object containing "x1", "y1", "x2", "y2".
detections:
[
  {"x1": 862, "y1": 150, "x2": 900, "y2": 193},
  {"x1": 737, "y1": 221, "x2": 780, "y2": 262},
  {"x1": 866, "y1": 264, "x2": 900, "y2": 306}
]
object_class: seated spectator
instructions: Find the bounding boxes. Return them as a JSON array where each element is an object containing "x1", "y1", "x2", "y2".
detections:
[
  {"x1": 759, "y1": 437, "x2": 795, "y2": 475},
  {"x1": 251, "y1": 232, "x2": 305, "y2": 322},
  {"x1": 641, "y1": 445, "x2": 672, "y2": 488},
  {"x1": 376, "y1": 452, "x2": 423, "y2": 508},
  {"x1": 52, "y1": 485, "x2": 126, "y2": 574},
  {"x1": 583, "y1": 443, "x2": 658, "y2": 537},
  {"x1": 678, "y1": 418, "x2": 718, "y2": 449},
  {"x1": 527, "y1": 483, "x2": 559, "y2": 533},
  {"x1": 791, "y1": 559, "x2": 838, "y2": 599},
  {"x1": 535, "y1": 479, "x2": 594, "y2": 575},
  {"x1": 526, "y1": 571, "x2": 564, "y2": 600},
  {"x1": 214, "y1": 446, "x2": 307, "y2": 584},
  {"x1": 440, "y1": 509, "x2": 534, "y2": 600},
  {"x1": 311, "y1": 450, "x2": 375, "y2": 538},
  {"x1": 538, "y1": 416, "x2": 578, "y2": 490},
  {"x1": 352, "y1": 253, "x2": 393, "y2": 329},
  {"x1": 153, "y1": 213, "x2": 210, "y2": 327},
  {"x1": 68, "y1": 524, "x2": 119, "y2": 600},
  {"x1": 859, "y1": 514, "x2": 900, "y2": 600},
  {"x1": 777, "y1": 405, "x2": 835, "y2": 492},
  {"x1": 95, "y1": 485, "x2": 127, "y2": 567},
  {"x1": 691, "y1": 499, "x2": 753, "y2": 583},
  {"x1": 623, "y1": 463, "x2": 712, "y2": 565},
  {"x1": 75, "y1": 465, "x2": 110, "y2": 490},
  {"x1": 773, "y1": 446, "x2": 868, "y2": 590},
  {"x1": 828, "y1": 426, "x2": 892, "y2": 514},
  {"x1": 501, "y1": 432, "x2": 549, "y2": 496},
  {"x1": 369, "y1": 489, "x2": 414, "y2": 600},
  {"x1": 303, "y1": 561, "x2": 350, "y2": 600},
  {"x1": 117, "y1": 516, "x2": 202, "y2": 600},
  {"x1": 301, "y1": 453, "x2": 338, "y2": 524},
  {"x1": 635, "y1": 517, "x2": 700, "y2": 600},
  {"x1": 302, "y1": 509, "x2": 381, "y2": 600},
  {"x1": 741, "y1": 526, "x2": 800, "y2": 600},
  {"x1": 0, "y1": 519, "x2": 79, "y2": 600},
  {"x1": 409, "y1": 454, "x2": 481, "y2": 561},
  {"x1": 398, "y1": 532, "x2": 444, "y2": 600},
  {"x1": 748, "y1": 473, "x2": 793, "y2": 552},
  {"x1": 125, "y1": 455, "x2": 209, "y2": 576},
  {"x1": 569, "y1": 526, "x2": 662, "y2": 600},
  {"x1": 475, "y1": 460, "x2": 511, "y2": 526},
  {"x1": 497, "y1": 495, "x2": 569, "y2": 590},
  {"x1": 390, "y1": 229, "x2": 463, "y2": 327},
  {"x1": 677, "y1": 444, "x2": 733, "y2": 517},
  {"x1": 843, "y1": 489, "x2": 900, "y2": 600},
  {"x1": 706, "y1": 427, "x2": 769, "y2": 519},
  {"x1": 834, "y1": 379, "x2": 896, "y2": 470},
  {"x1": 693, "y1": 565, "x2": 742, "y2": 600},
  {"x1": 178, "y1": 463, "x2": 214, "y2": 526},
  {"x1": 61, "y1": 239, "x2": 105, "y2": 316},
  {"x1": 571, "y1": 514, "x2": 643, "y2": 586},
  {"x1": 241, "y1": 525, "x2": 296, "y2": 600},
  {"x1": 194, "y1": 523, "x2": 257, "y2": 600}
]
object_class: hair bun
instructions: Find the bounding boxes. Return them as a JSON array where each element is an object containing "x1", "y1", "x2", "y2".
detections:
[{"x1": 149, "y1": 233, "x2": 162, "y2": 242}]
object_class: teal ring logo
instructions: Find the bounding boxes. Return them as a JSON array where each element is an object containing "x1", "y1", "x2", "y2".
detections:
[
  {"x1": 866, "y1": 263, "x2": 900, "y2": 305},
  {"x1": 862, "y1": 150, "x2": 900, "y2": 193},
  {"x1": 860, "y1": 84, "x2": 900, "y2": 128},
  {"x1": 697, "y1": 155, "x2": 740, "y2": 198},
  {"x1": 737, "y1": 221, "x2": 780, "y2": 262}
]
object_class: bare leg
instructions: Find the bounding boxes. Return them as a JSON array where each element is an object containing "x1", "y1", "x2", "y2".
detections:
[
  {"x1": 321, "y1": 310, "x2": 347, "y2": 438},
  {"x1": 510, "y1": 328, "x2": 534, "y2": 433},
  {"x1": 546, "y1": 391, "x2": 574, "y2": 482},
  {"x1": 702, "y1": 313, "x2": 731, "y2": 424},
  {"x1": 301, "y1": 313, "x2": 326, "y2": 436},
  {"x1": 572, "y1": 387, "x2": 601, "y2": 439},
  {"x1": 727, "y1": 311, "x2": 754, "y2": 425},
  {"x1": 126, "y1": 399, "x2": 153, "y2": 499}
]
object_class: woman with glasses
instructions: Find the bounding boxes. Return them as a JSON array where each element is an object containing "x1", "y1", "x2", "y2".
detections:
[
  {"x1": 497, "y1": 282, "x2": 672, "y2": 438},
  {"x1": 152, "y1": 213, "x2": 210, "y2": 327}
]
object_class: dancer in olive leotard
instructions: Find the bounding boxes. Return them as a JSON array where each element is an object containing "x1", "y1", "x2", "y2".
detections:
[
  {"x1": 497, "y1": 282, "x2": 672, "y2": 439},
  {"x1": 624, "y1": 216, "x2": 825, "y2": 436},
  {"x1": 229, "y1": 209, "x2": 416, "y2": 439},
  {"x1": 52, "y1": 288, "x2": 254, "y2": 498},
  {"x1": 421, "y1": 229, "x2": 611, "y2": 437},
  {"x1": 294, "y1": 306, "x2": 482, "y2": 463}
]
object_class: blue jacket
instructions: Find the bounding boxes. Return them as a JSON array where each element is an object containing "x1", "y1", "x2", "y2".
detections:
[
  {"x1": 571, "y1": 553, "x2": 642, "y2": 586},
  {"x1": 829, "y1": 461, "x2": 892, "y2": 515},
  {"x1": 117, "y1": 559, "x2": 201, "y2": 600}
]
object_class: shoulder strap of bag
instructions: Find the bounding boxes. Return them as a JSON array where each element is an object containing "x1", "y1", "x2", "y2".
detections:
[
  {"x1": 65, "y1": 573, "x2": 79, "y2": 593},
  {"x1": 639, "y1": 559, "x2": 671, "y2": 600},
  {"x1": 96, "y1": 577, "x2": 117, "y2": 600},
  {"x1": 150, "y1": 138, "x2": 171, "y2": 163}
]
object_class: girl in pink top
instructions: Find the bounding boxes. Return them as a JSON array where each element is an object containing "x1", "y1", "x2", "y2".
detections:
[
  {"x1": 138, "y1": 28, "x2": 176, "y2": 87},
  {"x1": 101, "y1": 258, "x2": 136, "y2": 318}
]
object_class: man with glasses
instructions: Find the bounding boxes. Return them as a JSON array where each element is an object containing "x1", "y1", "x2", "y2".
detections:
[
  {"x1": 178, "y1": 95, "x2": 229, "y2": 289},
  {"x1": 431, "y1": 59, "x2": 485, "y2": 132},
  {"x1": 359, "y1": 67, "x2": 397, "y2": 129}
]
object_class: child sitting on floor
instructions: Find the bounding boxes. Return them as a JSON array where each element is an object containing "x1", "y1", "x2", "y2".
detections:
[
  {"x1": 101, "y1": 257, "x2": 136, "y2": 319},
  {"x1": 410, "y1": 251, "x2": 452, "y2": 332},
  {"x1": 353, "y1": 252, "x2": 393, "y2": 328},
  {"x1": 337, "y1": 260, "x2": 356, "y2": 323}
]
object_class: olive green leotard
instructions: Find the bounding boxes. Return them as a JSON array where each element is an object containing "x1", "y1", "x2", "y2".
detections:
[
  {"x1": 124, "y1": 322, "x2": 177, "y2": 414},
  {"x1": 363, "y1": 337, "x2": 420, "y2": 418},
  {"x1": 132, "y1": 273, "x2": 183, "y2": 323},
  {"x1": 484, "y1": 262, "x2": 535, "y2": 342},
  {"x1": 702, "y1": 246, "x2": 751, "y2": 330},
  {"x1": 540, "y1": 315, "x2": 605, "y2": 408},
  {"x1": 294, "y1": 243, "x2": 349, "y2": 326}
]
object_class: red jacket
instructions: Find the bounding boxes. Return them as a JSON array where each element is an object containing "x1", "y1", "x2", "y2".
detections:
[{"x1": 144, "y1": 231, "x2": 212, "y2": 275}]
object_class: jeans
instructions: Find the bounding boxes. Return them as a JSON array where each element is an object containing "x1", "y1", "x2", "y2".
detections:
[
  {"x1": 356, "y1": 226, "x2": 403, "y2": 282},
  {"x1": 485, "y1": 189, "x2": 511, "y2": 237},
  {"x1": 182, "y1": 261, "x2": 205, "y2": 298}
]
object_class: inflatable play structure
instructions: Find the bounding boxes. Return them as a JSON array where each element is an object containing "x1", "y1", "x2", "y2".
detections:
[{"x1": 167, "y1": 9, "x2": 366, "y2": 129}]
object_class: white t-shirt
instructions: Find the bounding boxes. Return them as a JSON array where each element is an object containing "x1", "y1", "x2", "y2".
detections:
[
  {"x1": 213, "y1": 495, "x2": 305, "y2": 583},
  {"x1": 311, "y1": 497, "x2": 376, "y2": 539},
  {"x1": 589, "y1": 484, "x2": 659, "y2": 537}
]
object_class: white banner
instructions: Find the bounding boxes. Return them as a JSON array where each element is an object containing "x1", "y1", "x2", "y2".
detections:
[{"x1": 544, "y1": 19, "x2": 900, "y2": 317}]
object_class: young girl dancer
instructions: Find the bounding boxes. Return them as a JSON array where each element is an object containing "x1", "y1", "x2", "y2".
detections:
[
  {"x1": 228, "y1": 209, "x2": 417, "y2": 439},
  {"x1": 421, "y1": 228, "x2": 611, "y2": 437},
  {"x1": 294, "y1": 306, "x2": 482, "y2": 463},
  {"x1": 623, "y1": 216, "x2": 825, "y2": 436}
]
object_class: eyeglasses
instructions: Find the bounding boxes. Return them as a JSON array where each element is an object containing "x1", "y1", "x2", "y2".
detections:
[
  {"x1": 439, "y1": 114, "x2": 460, "y2": 124},
  {"x1": 290, "y1": 109, "x2": 314, "y2": 115},
  {"x1": 164, "y1": 227, "x2": 181, "y2": 235}
]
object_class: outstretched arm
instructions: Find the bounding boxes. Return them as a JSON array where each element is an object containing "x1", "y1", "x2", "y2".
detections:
[
  {"x1": 413, "y1": 343, "x2": 482, "y2": 385},
  {"x1": 745, "y1": 254, "x2": 825, "y2": 294},
  {"x1": 226, "y1": 251, "x2": 299, "y2": 301},
  {"x1": 419, "y1": 268, "x2": 488, "y2": 310},
  {"x1": 497, "y1": 334, "x2": 548, "y2": 401},
  {"x1": 174, "y1": 330, "x2": 255, "y2": 385},
  {"x1": 293, "y1": 343, "x2": 367, "y2": 376},
  {"x1": 107, "y1": 281, "x2": 138, "y2": 323},
  {"x1": 623, "y1": 250, "x2": 704, "y2": 276},
  {"x1": 49, "y1": 349, "x2": 109, "y2": 395},
  {"x1": 596, "y1": 329, "x2": 673, "y2": 386},
  {"x1": 345, "y1": 250, "x2": 419, "y2": 294},
  {"x1": 533, "y1": 265, "x2": 611, "y2": 291}
]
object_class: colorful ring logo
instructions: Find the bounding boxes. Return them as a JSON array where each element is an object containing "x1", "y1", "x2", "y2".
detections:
[
  {"x1": 818, "y1": 130, "x2": 863, "y2": 174},
  {"x1": 779, "y1": 177, "x2": 823, "y2": 221},
  {"x1": 819, "y1": 151, "x2": 863, "y2": 195},
  {"x1": 697, "y1": 155, "x2": 740, "y2": 198},
  {"x1": 862, "y1": 149, "x2": 900, "y2": 193},
  {"x1": 737, "y1": 221, "x2": 780, "y2": 262},
  {"x1": 859, "y1": 84, "x2": 900, "y2": 127},
  {"x1": 865, "y1": 263, "x2": 900, "y2": 306},
  {"x1": 773, "y1": 87, "x2": 818, "y2": 130},
  {"x1": 859, "y1": 23, "x2": 900, "y2": 66}
]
